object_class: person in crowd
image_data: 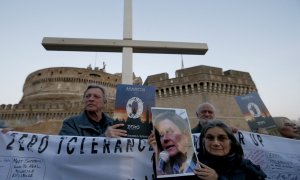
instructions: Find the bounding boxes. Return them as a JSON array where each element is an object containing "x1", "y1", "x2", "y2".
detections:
[
  {"x1": 194, "y1": 120, "x2": 267, "y2": 180},
  {"x1": 150, "y1": 111, "x2": 197, "y2": 176},
  {"x1": 0, "y1": 120, "x2": 12, "y2": 133},
  {"x1": 192, "y1": 102, "x2": 216, "y2": 134},
  {"x1": 192, "y1": 102, "x2": 238, "y2": 134},
  {"x1": 273, "y1": 117, "x2": 300, "y2": 139},
  {"x1": 59, "y1": 84, "x2": 127, "y2": 137}
]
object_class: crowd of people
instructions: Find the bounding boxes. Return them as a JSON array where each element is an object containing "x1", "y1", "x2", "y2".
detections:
[{"x1": 1, "y1": 84, "x2": 299, "y2": 179}]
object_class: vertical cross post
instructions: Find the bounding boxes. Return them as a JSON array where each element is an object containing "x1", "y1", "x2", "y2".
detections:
[
  {"x1": 122, "y1": 0, "x2": 133, "y2": 84},
  {"x1": 41, "y1": 1, "x2": 208, "y2": 85}
]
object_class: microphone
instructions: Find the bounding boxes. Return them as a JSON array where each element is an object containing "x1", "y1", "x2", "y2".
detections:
[{"x1": 159, "y1": 151, "x2": 169, "y2": 170}]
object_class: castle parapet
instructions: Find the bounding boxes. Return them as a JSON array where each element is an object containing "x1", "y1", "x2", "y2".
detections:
[{"x1": 144, "y1": 65, "x2": 257, "y2": 98}]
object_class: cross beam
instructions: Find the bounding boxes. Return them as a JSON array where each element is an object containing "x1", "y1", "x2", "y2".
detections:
[{"x1": 42, "y1": 37, "x2": 208, "y2": 55}]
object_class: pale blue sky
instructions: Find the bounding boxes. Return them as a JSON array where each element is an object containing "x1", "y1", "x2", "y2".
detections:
[{"x1": 0, "y1": 0, "x2": 299, "y2": 120}]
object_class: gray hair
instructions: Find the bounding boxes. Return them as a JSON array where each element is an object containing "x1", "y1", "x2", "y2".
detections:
[
  {"x1": 83, "y1": 84, "x2": 107, "y2": 103},
  {"x1": 196, "y1": 102, "x2": 216, "y2": 115},
  {"x1": 273, "y1": 117, "x2": 290, "y2": 129}
]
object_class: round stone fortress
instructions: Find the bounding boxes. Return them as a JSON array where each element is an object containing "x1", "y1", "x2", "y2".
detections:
[
  {"x1": 0, "y1": 65, "x2": 257, "y2": 134},
  {"x1": 0, "y1": 66, "x2": 142, "y2": 131}
]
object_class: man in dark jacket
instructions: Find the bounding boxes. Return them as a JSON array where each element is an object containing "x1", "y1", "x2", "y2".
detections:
[
  {"x1": 191, "y1": 102, "x2": 238, "y2": 134},
  {"x1": 59, "y1": 84, "x2": 127, "y2": 137}
]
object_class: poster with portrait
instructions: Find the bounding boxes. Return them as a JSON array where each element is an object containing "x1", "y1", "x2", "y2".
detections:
[
  {"x1": 151, "y1": 107, "x2": 198, "y2": 178},
  {"x1": 113, "y1": 84, "x2": 155, "y2": 139},
  {"x1": 235, "y1": 92, "x2": 276, "y2": 132}
]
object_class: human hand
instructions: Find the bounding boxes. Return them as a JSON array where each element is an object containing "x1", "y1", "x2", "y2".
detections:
[
  {"x1": 148, "y1": 131, "x2": 156, "y2": 146},
  {"x1": 148, "y1": 131, "x2": 157, "y2": 152},
  {"x1": 1, "y1": 128, "x2": 12, "y2": 134},
  {"x1": 194, "y1": 162, "x2": 218, "y2": 180},
  {"x1": 104, "y1": 124, "x2": 127, "y2": 138},
  {"x1": 231, "y1": 126, "x2": 238, "y2": 133}
]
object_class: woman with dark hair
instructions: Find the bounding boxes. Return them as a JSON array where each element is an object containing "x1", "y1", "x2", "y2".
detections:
[{"x1": 194, "y1": 120, "x2": 267, "y2": 180}]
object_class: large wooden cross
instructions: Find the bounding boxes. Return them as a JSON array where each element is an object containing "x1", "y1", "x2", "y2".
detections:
[{"x1": 42, "y1": 0, "x2": 208, "y2": 84}]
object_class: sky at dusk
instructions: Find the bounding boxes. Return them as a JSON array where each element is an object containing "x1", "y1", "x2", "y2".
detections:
[{"x1": 0, "y1": 0, "x2": 299, "y2": 120}]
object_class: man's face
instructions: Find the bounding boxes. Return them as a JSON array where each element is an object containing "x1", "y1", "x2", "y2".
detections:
[
  {"x1": 197, "y1": 105, "x2": 215, "y2": 123},
  {"x1": 83, "y1": 88, "x2": 105, "y2": 112}
]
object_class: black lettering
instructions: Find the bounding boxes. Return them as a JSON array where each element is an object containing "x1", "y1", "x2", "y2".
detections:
[
  {"x1": 148, "y1": 145, "x2": 153, "y2": 151},
  {"x1": 103, "y1": 139, "x2": 110, "y2": 153},
  {"x1": 18, "y1": 134, "x2": 28, "y2": 151},
  {"x1": 138, "y1": 139, "x2": 146, "y2": 152},
  {"x1": 126, "y1": 139, "x2": 134, "y2": 152},
  {"x1": 67, "y1": 137, "x2": 77, "y2": 154},
  {"x1": 257, "y1": 134, "x2": 264, "y2": 146},
  {"x1": 192, "y1": 134, "x2": 199, "y2": 150},
  {"x1": 6, "y1": 133, "x2": 17, "y2": 150},
  {"x1": 237, "y1": 132, "x2": 245, "y2": 145},
  {"x1": 80, "y1": 137, "x2": 86, "y2": 154},
  {"x1": 57, "y1": 136, "x2": 65, "y2": 154},
  {"x1": 27, "y1": 135, "x2": 38, "y2": 152},
  {"x1": 38, "y1": 136, "x2": 49, "y2": 153},
  {"x1": 91, "y1": 138, "x2": 98, "y2": 154},
  {"x1": 250, "y1": 133, "x2": 259, "y2": 146},
  {"x1": 114, "y1": 139, "x2": 122, "y2": 153}
]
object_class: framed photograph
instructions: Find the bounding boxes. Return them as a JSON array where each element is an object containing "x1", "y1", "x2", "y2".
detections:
[{"x1": 151, "y1": 107, "x2": 198, "y2": 178}]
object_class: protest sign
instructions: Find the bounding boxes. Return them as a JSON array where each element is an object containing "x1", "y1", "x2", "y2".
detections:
[
  {"x1": 113, "y1": 84, "x2": 155, "y2": 139},
  {"x1": 0, "y1": 131, "x2": 154, "y2": 180},
  {"x1": 1, "y1": 130, "x2": 299, "y2": 179},
  {"x1": 235, "y1": 92, "x2": 277, "y2": 132},
  {"x1": 151, "y1": 108, "x2": 198, "y2": 178}
]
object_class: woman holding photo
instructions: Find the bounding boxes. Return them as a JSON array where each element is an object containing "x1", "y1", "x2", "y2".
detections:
[{"x1": 193, "y1": 120, "x2": 267, "y2": 180}]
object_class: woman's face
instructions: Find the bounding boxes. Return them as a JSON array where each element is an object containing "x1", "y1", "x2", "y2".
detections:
[
  {"x1": 157, "y1": 119, "x2": 187, "y2": 157},
  {"x1": 204, "y1": 127, "x2": 231, "y2": 156},
  {"x1": 280, "y1": 118, "x2": 300, "y2": 139}
]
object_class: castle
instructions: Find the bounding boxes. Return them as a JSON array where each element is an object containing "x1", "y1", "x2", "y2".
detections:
[{"x1": 0, "y1": 65, "x2": 257, "y2": 134}]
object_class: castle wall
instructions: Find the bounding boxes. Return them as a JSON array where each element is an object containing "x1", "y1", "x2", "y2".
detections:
[
  {"x1": 0, "y1": 67, "x2": 123, "y2": 129},
  {"x1": 21, "y1": 67, "x2": 121, "y2": 104},
  {"x1": 1, "y1": 65, "x2": 256, "y2": 134},
  {"x1": 146, "y1": 65, "x2": 257, "y2": 131}
]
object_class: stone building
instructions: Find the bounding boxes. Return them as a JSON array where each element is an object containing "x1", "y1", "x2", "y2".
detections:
[
  {"x1": 0, "y1": 65, "x2": 257, "y2": 134},
  {"x1": 145, "y1": 65, "x2": 257, "y2": 130},
  {"x1": 0, "y1": 66, "x2": 142, "y2": 132}
]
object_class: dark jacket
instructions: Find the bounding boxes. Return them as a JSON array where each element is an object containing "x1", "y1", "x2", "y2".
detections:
[
  {"x1": 191, "y1": 123, "x2": 203, "y2": 134},
  {"x1": 198, "y1": 153, "x2": 267, "y2": 180},
  {"x1": 59, "y1": 111, "x2": 114, "y2": 137}
]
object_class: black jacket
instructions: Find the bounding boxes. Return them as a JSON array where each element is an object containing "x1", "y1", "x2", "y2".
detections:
[
  {"x1": 198, "y1": 153, "x2": 267, "y2": 180},
  {"x1": 59, "y1": 111, "x2": 114, "y2": 136}
]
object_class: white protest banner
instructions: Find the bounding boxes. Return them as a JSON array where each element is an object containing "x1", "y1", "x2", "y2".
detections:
[
  {"x1": 1, "y1": 130, "x2": 300, "y2": 180},
  {"x1": 235, "y1": 131, "x2": 300, "y2": 180},
  {"x1": 0, "y1": 131, "x2": 154, "y2": 180}
]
